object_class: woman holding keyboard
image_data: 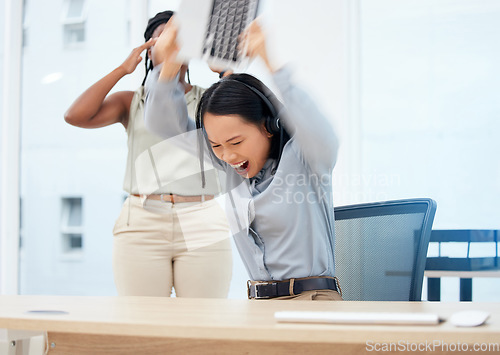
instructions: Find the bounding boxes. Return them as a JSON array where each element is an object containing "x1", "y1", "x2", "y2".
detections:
[{"x1": 144, "y1": 19, "x2": 342, "y2": 300}]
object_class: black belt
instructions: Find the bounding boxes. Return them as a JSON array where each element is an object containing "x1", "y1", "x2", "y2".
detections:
[{"x1": 247, "y1": 276, "x2": 340, "y2": 299}]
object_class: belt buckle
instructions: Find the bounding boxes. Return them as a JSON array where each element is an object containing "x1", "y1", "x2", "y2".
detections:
[
  {"x1": 333, "y1": 276, "x2": 342, "y2": 297},
  {"x1": 247, "y1": 281, "x2": 272, "y2": 299}
]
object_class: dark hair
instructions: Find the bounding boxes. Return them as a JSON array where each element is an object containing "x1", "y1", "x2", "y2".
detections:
[
  {"x1": 195, "y1": 73, "x2": 289, "y2": 160},
  {"x1": 142, "y1": 10, "x2": 174, "y2": 86}
]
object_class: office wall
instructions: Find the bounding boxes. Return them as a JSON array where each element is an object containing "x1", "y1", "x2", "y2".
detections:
[
  {"x1": 19, "y1": 0, "x2": 130, "y2": 295},
  {"x1": 0, "y1": 0, "x2": 4, "y2": 216},
  {"x1": 359, "y1": 0, "x2": 500, "y2": 301},
  {"x1": 1, "y1": 0, "x2": 23, "y2": 295},
  {"x1": 359, "y1": 0, "x2": 500, "y2": 230},
  {"x1": 0, "y1": 0, "x2": 4, "y2": 270},
  {"x1": 0, "y1": 0, "x2": 4, "y2": 127}
]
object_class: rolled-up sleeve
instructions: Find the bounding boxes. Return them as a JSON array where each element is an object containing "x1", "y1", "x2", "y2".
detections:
[
  {"x1": 144, "y1": 66, "x2": 196, "y2": 138},
  {"x1": 273, "y1": 68, "x2": 340, "y2": 174}
]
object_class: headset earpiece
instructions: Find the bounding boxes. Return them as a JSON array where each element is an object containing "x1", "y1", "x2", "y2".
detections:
[
  {"x1": 265, "y1": 116, "x2": 281, "y2": 135},
  {"x1": 223, "y1": 78, "x2": 281, "y2": 135}
]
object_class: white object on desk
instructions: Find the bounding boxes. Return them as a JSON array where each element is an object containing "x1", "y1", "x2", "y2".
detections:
[
  {"x1": 275, "y1": 311, "x2": 441, "y2": 325},
  {"x1": 448, "y1": 310, "x2": 490, "y2": 327}
]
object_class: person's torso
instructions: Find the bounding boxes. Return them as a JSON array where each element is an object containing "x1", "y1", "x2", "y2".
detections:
[
  {"x1": 123, "y1": 85, "x2": 220, "y2": 196},
  {"x1": 225, "y1": 138, "x2": 336, "y2": 281}
]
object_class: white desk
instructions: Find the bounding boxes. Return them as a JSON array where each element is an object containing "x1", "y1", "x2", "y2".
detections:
[{"x1": 0, "y1": 295, "x2": 499, "y2": 354}]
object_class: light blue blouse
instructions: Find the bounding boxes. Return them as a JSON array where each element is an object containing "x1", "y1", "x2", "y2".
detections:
[{"x1": 144, "y1": 66, "x2": 340, "y2": 281}]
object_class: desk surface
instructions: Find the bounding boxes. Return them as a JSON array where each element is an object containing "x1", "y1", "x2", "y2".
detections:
[{"x1": 0, "y1": 296, "x2": 499, "y2": 354}]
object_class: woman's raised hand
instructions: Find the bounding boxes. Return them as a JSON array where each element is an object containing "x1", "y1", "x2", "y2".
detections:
[
  {"x1": 154, "y1": 17, "x2": 183, "y2": 80},
  {"x1": 119, "y1": 38, "x2": 156, "y2": 75},
  {"x1": 240, "y1": 19, "x2": 277, "y2": 73}
]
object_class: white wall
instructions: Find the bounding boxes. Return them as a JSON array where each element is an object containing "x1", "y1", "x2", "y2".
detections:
[
  {"x1": 359, "y1": 0, "x2": 500, "y2": 229},
  {"x1": 19, "y1": 0, "x2": 131, "y2": 295},
  {"x1": 1, "y1": 0, "x2": 23, "y2": 295},
  {"x1": 0, "y1": 0, "x2": 4, "y2": 294}
]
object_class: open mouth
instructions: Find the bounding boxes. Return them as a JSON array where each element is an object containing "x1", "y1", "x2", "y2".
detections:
[{"x1": 230, "y1": 160, "x2": 249, "y2": 176}]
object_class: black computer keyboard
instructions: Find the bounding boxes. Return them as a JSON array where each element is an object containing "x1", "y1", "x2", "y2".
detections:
[{"x1": 203, "y1": 0, "x2": 260, "y2": 62}]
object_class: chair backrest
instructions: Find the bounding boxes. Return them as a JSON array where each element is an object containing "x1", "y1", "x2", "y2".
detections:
[{"x1": 334, "y1": 198, "x2": 437, "y2": 301}]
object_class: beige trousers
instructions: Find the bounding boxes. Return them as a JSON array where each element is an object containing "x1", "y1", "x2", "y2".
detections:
[{"x1": 112, "y1": 195, "x2": 232, "y2": 297}]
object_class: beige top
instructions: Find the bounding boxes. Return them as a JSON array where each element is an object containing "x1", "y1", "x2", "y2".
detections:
[{"x1": 123, "y1": 85, "x2": 220, "y2": 195}]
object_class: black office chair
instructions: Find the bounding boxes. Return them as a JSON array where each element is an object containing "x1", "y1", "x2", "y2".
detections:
[{"x1": 334, "y1": 198, "x2": 437, "y2": 301}]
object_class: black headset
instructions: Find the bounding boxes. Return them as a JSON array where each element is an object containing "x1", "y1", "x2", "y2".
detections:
[
  {"x1": 195, "y1": 77, "x2": 286, "y2": 182},
  {"x1": 222, "y1": 78, "x2": 281, "y2": 135},
  {"x1": 221, "y1": 78, "x2": 285, "y2": 174}
]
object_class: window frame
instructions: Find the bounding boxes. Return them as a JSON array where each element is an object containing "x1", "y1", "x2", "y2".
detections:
[
  {"x1": 0, "y1": 0, "x2": 152, "y2": 294},
  {"x1": 1, "y1": 0, "x2": 23, "y2": 295},
  {"x1": 61, "y1": 0, "x2": 88, "y2": 47},
  {"x1": 60, "y1": 0, "x2": 88, "y2": 25},
  {"x1": 60, "y1": 197, "x2": 84, "y2": 256}
]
